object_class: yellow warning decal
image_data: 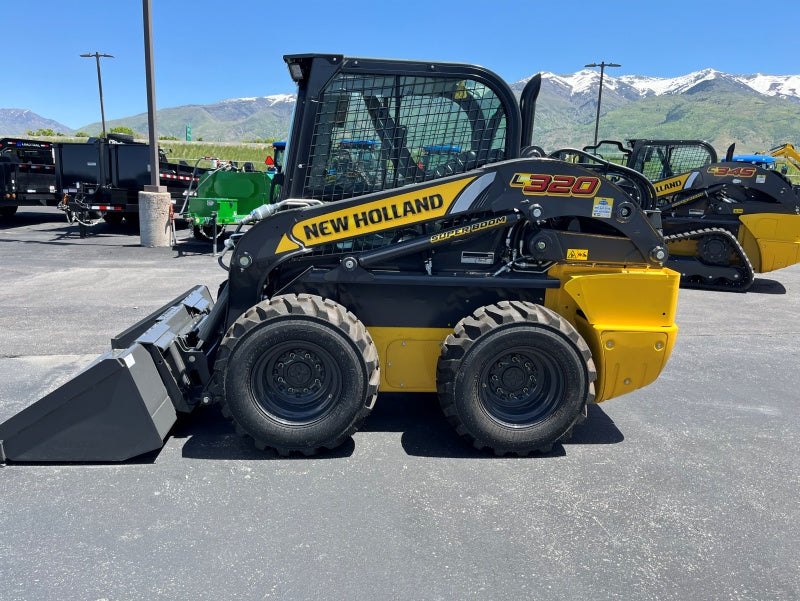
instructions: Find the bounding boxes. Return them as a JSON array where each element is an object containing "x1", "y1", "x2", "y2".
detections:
[
  {"x1": 566, "y1": 248, "x2": 589, "y2": 261},
  {"x1": 275, "y1": 178, "x2": 475, "y2": 253},
  {"x1": 733, "y1": 208, "x2": 744, "y2": 214}
]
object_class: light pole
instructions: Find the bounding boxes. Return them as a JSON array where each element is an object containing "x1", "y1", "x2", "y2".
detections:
[
  {"x1": 80, "y1": 52, "x2": 115, "y2": 139},
  {"x1": 585, "y1": 61, "x2": 621, "y2": 146},
  {"x1": 142, "y1": 0, "x2": 161, "y2": 190}
]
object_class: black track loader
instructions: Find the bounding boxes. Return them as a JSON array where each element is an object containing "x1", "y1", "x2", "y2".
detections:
[
  {"x1": 564, "y1": 139, "x2": 800, "y2": 291},
  {"x1": 0, "y1": 54, "x2": 680, "y2": 462}
]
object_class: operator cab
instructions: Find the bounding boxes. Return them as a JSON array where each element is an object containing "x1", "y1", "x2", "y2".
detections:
[{"x1": 280, "y1": 54, "x2": 524, "y2": 203}]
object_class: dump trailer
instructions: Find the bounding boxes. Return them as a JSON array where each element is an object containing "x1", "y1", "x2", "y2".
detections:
[
  {"x1": 570, "y1": 139, "x2": 800, "y2": 291},
  {"x1": 1, "y1": 135, "x2": 203, "y2": 226},
  {"x1": 0, "y1": 138, "x2": 59, "y2": 217},
  {"x1": 0, "y1": 54, "x2": 680, "y2": 463},
  {"x1": 57, "y1": 137, "x2": 204, "y2": 228}
]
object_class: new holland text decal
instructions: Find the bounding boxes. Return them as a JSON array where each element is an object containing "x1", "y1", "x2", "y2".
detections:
[
  {"x1": 653, "y1": 173, "x2": 690, "y2": 197},
  {"x1": 275, "y1": 178, "x2": 475, "y2": 252},
  {"x1": 510, "y1": 173, "x2": 600, "y2": 197}
]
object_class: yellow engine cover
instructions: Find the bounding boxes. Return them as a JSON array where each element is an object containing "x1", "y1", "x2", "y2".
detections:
[{"x1": 545, "y1": 264, "x2": 680, "y2": 403}]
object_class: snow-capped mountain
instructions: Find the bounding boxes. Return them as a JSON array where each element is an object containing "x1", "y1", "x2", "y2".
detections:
[
  {"x1": 5, "y1": 70, "x2": 800, "y2": 148},
  {"x1": 509, "y1": 67, "x2": 800, "y2": 152},
  {"x1": 522, "y1": 69, "x2": 800, "y2": 102}
]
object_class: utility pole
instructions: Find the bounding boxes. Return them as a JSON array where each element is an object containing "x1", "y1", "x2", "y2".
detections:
[
  {"x1": 139, "y1": 0, "x2": 171, "y2": 247},
  {"x1": 80, "y1": 52, "x2": 114, "y2": 139},
  {"x1": 584, "y1": 61, "x2": 621, "y2": 147},
  {"x1": 142, "y1": 0, "x2": 161, "y2": 190}
]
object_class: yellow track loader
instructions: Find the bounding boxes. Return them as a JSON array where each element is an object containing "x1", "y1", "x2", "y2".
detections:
[{"x1": 560, "y1": 139, "x2": 800, "y2": 291}]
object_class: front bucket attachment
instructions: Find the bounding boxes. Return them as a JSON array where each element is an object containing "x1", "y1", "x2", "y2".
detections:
[{"x1": 0, "y1": 285, "x2": 216, "y2": 463}]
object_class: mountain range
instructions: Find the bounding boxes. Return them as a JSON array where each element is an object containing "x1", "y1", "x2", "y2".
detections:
[{"x1": 3, "y1": 69, "x2": 800, "y2": 152}]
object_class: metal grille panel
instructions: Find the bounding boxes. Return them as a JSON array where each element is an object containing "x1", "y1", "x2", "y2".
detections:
[
  {"x1": 301, "y1": 73, "x2": 508, "y2": 202},
  {"x1": 633, "y1": 143, "x2": 715, "y2": 181}
]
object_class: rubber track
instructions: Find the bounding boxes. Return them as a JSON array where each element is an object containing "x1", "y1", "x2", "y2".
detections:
[
  {"x1": 437, "y1": 301, "x2": 596, "y2": 456},
  {"x1": 664, "y1": 227, "x2": 755, "y2": 292},
  {"x1": 214, "y1": 293, "x2": 380, "y2": 456}
]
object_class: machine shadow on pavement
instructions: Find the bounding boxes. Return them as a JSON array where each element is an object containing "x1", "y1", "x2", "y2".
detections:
[
  {"x1": 176, "y1": 396, "x2": 624, "y2": 461},
  {"x1": 748, "y1": 278, "x2": 787, "y2": 294}
]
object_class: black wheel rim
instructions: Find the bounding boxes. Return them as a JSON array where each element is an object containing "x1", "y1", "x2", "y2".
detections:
[
  {"x1": 250, "y1": 340, "x2": 342, "y2": 424},
  {"x1": 478, "y1": 345, "x2": 565, "y2": 427}
]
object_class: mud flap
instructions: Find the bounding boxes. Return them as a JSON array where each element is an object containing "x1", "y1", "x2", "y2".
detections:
[{"x1": 0, "y1": 286, "x2": 216, "y2": 463}]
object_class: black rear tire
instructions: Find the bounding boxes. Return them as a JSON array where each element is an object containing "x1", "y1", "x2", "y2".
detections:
[
  {"x1": 217, "y1": 294, "x2": 380, "y2": 456},
  {"x1": 0, "y1": 205, "x2": 18, "y2": 218},
  {"x1": 437, "y1": 301, "x2": 595, "y2": 455}
]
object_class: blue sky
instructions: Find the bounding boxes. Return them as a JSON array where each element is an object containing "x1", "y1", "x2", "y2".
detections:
[{"x1": 4, "y1": 0, "x2": 800, "y2": 129}]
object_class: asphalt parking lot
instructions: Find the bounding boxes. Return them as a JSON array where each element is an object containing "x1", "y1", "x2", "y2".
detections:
[{"x1": 1, "y1": 206, "x2": 798, "y2": 601}]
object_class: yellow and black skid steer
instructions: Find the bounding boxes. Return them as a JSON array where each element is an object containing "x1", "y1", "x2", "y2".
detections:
[{"x1": 0, "y1": 54, "x2": 679, "y2": 462}]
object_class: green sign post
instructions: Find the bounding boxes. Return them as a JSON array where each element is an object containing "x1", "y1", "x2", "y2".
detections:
[{"x1": 186, "y1": 124, "x2": 192, "y2": 141}]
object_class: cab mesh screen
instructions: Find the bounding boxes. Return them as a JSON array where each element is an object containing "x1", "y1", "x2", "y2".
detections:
[
  {"x1": 301, "y1": 73, "x2": 508, "y2": 202},
  {"x1": 634, "y1": 144, "x2": 714, "y2": 181}
]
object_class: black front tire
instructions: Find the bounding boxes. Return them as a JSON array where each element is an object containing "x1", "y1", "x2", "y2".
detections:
[
  {"x1": 216, "y1": 294, "x2": 380, "y2": 456},
  {"x1": 437, "y1": 301, "x2": 596, "y2": 455},
  {"x1": 0, "y1": 205, "x2": 18, "y2": 218}
]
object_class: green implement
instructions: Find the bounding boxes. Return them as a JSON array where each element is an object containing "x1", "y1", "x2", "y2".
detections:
[{"x1": 184, "y1": 168, "x2": 276, "y2": 240}]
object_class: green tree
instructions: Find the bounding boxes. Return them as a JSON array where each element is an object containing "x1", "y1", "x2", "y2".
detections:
[
  {"x1": 26, "y1": 128, "x2": 60, "y2": 136},
  {"x1": 75, "y1": 131, "x2": 90, "y2": 138},
  {"x1": 108, "y1": 126, "x2": 135, "y2": 135}
]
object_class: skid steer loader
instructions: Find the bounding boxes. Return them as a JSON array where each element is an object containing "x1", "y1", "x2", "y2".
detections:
[
  {"x1": 0, "y1": 54, "x2": 679, "y2": 463},
  {"x1": 556, "y1": 139, "x2": 800, "y2": 291}
]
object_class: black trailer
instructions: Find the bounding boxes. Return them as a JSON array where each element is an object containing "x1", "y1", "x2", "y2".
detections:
[
  {"x1": 0, "y1": 138, "x2": 59, "y2": 217},
  {"x1": 0, "y1": 135, "x2": 203, "y2": 227}
]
